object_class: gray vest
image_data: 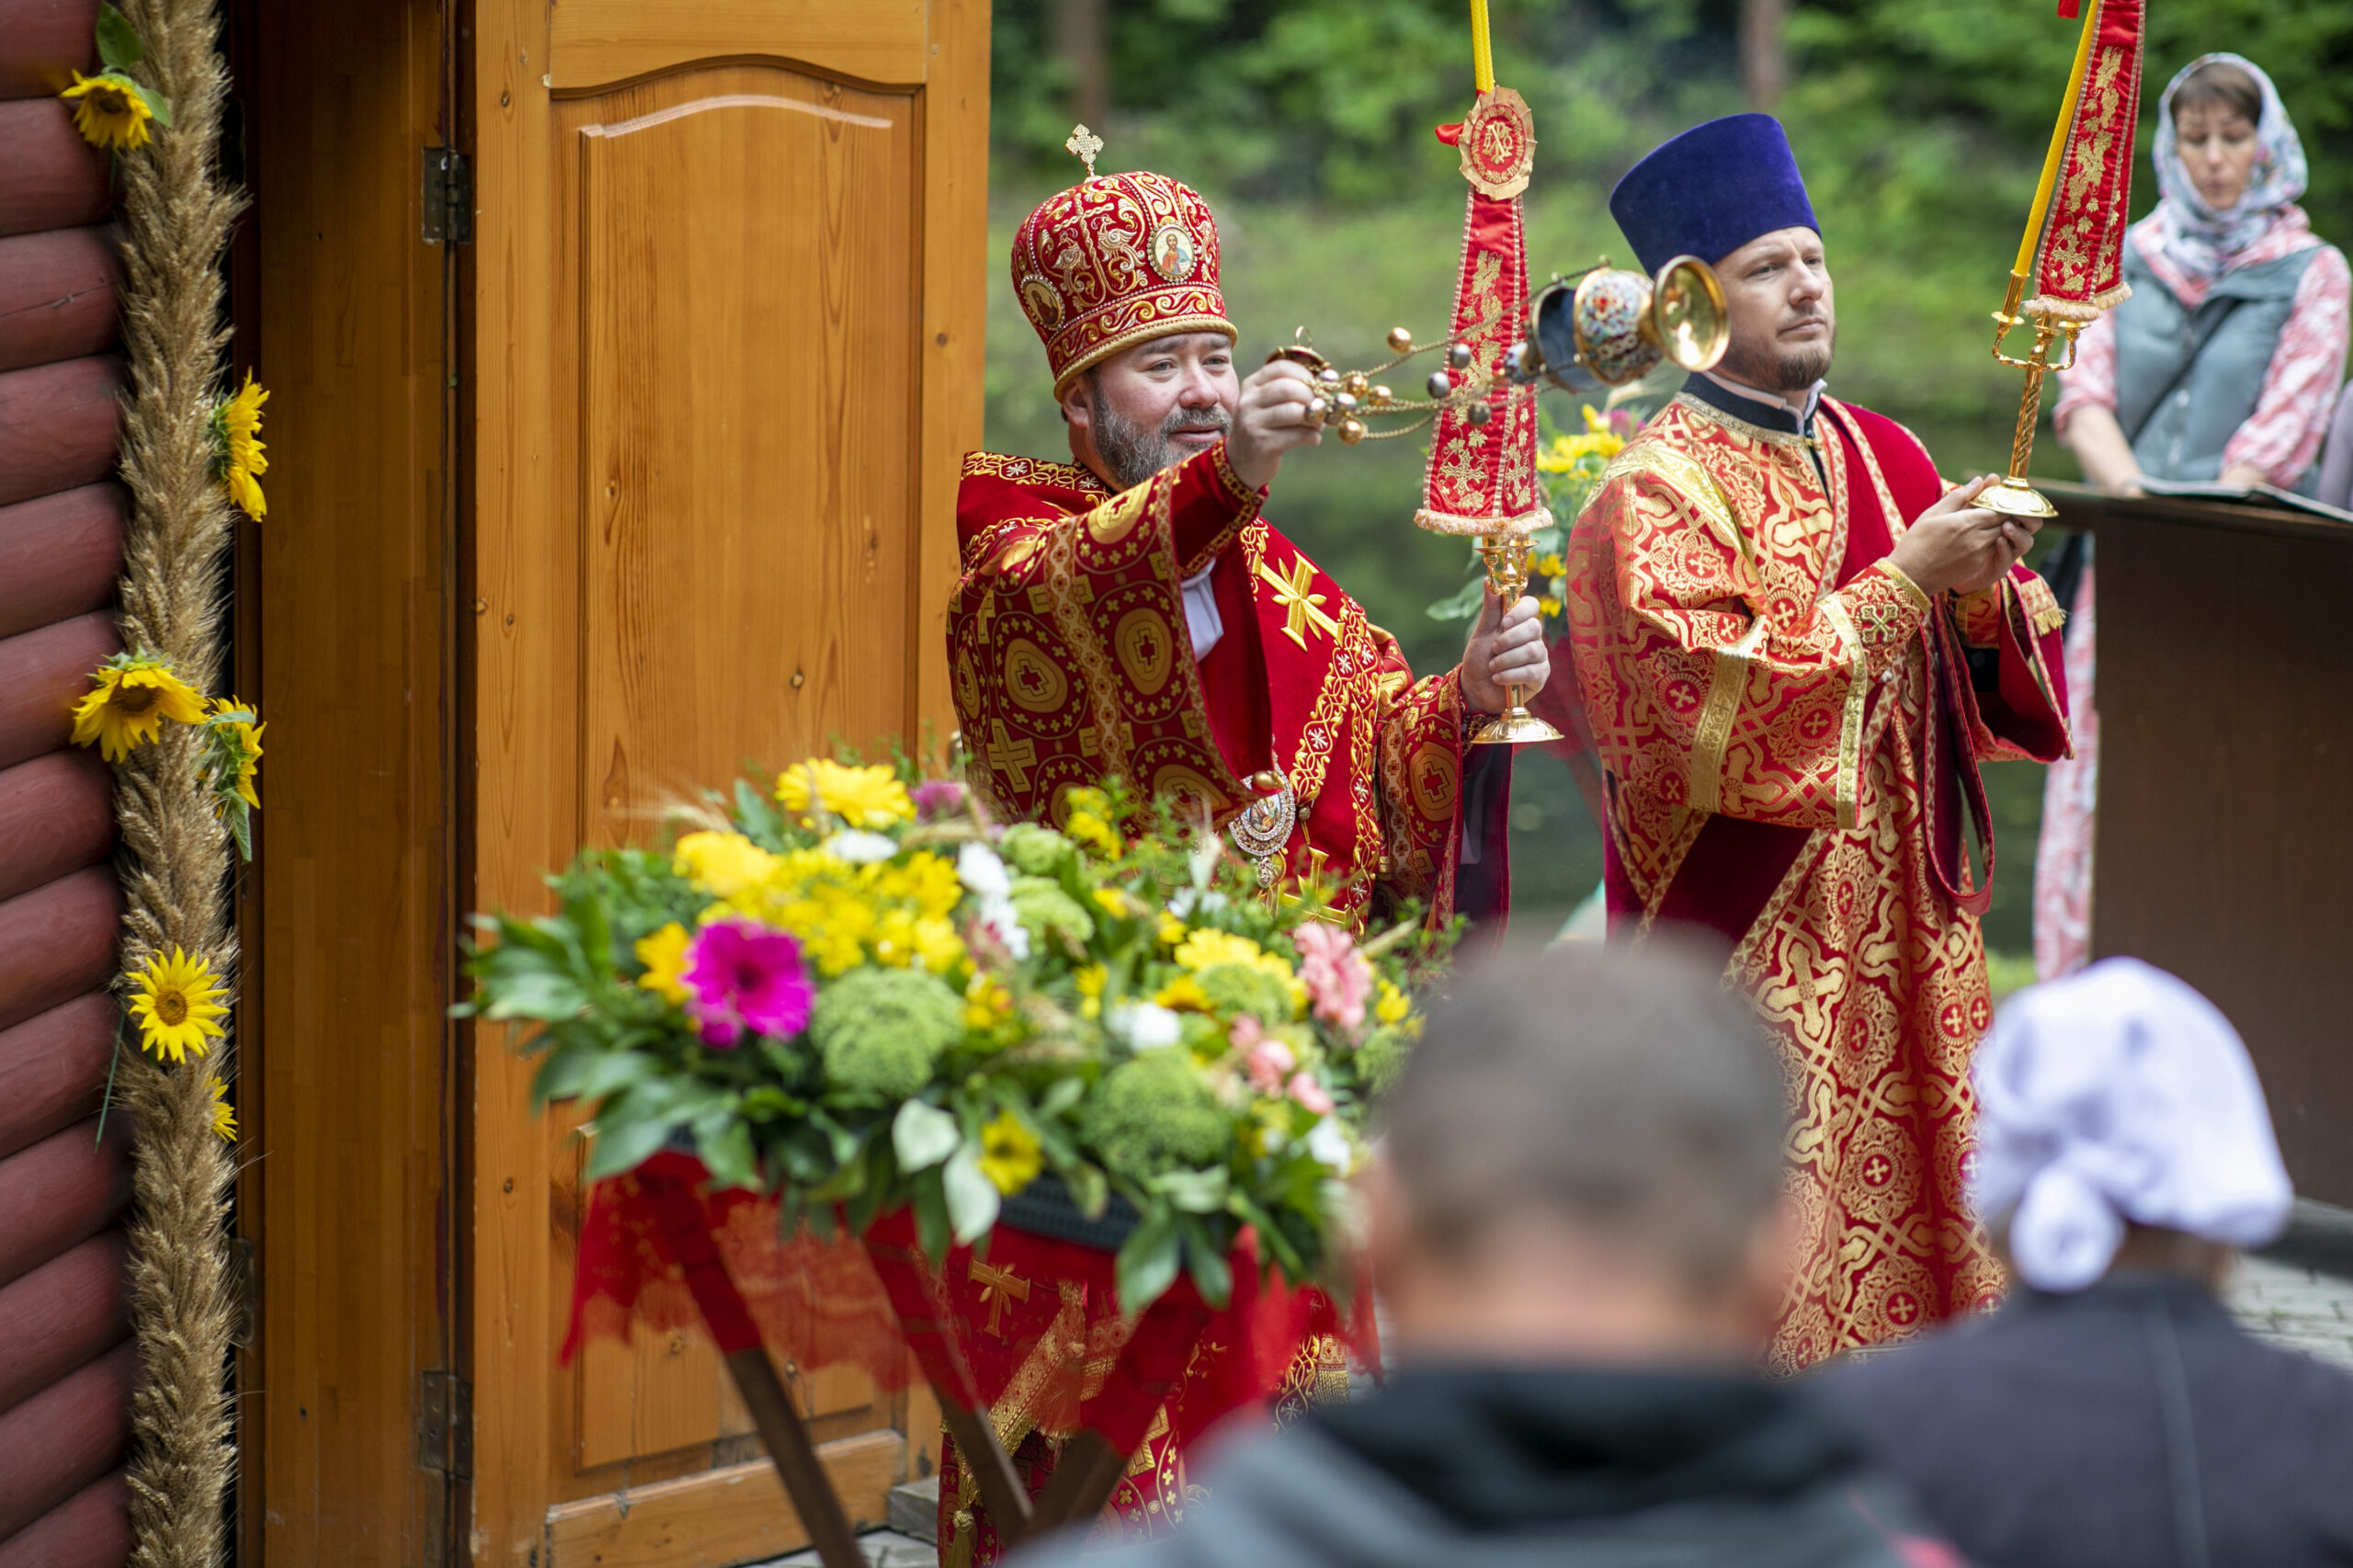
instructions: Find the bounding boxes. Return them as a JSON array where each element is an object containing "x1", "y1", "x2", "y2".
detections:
[{"x1": 2111, "y1": 241, "x2": 2322, "y2": 485}]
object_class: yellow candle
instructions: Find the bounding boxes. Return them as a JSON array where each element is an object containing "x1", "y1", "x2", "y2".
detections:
[
  {"x1": 1469, "y1": 0, "x2": 1495, "y2": 94},
  {"x1": 2015, "y1": 6, "x2": 2099, "y2": 278}
]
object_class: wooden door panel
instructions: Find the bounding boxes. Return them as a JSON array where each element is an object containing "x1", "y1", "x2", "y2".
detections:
[
  {"x1": 550, "y1": 0, "x2": 929, "y2": 93},
  {"x1": 577, "y1": 80, "x2": 916, "y2": 848}
]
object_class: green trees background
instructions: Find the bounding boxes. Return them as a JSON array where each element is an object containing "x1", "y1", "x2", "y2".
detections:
[{"x1": 980, "y1": 0, "x2": 2353, "y2": 947}]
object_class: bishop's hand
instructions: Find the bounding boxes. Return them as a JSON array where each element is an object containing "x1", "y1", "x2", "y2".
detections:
[
  {"x1": 1224, "y1": 358, "x2": 1325, "y2": 491},
  {"x1": 1461, "y1": 585, "x2": 1551, "y2": 715}
]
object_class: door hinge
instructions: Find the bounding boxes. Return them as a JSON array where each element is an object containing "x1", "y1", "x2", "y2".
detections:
[
  {"x1": 418, "y1": 1369, "x2": 473, "y2": 1480},
  {"x1": 423, "y1": 147, "x2": 472, "y2": 245}
]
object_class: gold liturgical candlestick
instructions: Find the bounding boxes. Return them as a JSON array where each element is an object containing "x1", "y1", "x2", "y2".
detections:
[{"x1": 1470, "y1": 533, "x2": 1563, "y2": 746}]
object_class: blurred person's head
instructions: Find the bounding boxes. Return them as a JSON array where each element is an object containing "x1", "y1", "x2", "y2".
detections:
[
  {"x1": 1970, "y1": 957, "x2": 2293, "y2": 1295},
  {"x1": 1608, "y1": 115, "x2": 1834, "y2": 393},
  {"x1": 2150, "y1": 55, "x2": 2309, "y2": 286},
  {"x1": 2170, "y1": 61, "x2": 2264, "y2": 212},
  {"x1": 1367, "y1": 942, "x2": 1794, "y2": 1367}
]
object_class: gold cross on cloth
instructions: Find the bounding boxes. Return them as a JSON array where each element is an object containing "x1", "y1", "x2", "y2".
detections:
[
  {"x1": 968, "y1": 1259, "x2": 1032, "y2": 1336},
  {"x1": 984, "y1": 721, "x2": 1038, "y2": 793},
  {"x1": 1064, "y1": 124, "x2": 1103, "y2": 178},
  {"x1": 1276, "y1": 845, "x2": 1352, "y2": 926},
  {"x1": 1257, "y1": 556, "x2": 1339, "y2": 649}
]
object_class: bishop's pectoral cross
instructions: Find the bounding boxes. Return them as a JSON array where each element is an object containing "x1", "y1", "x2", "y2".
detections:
[
  {"x1": 1256, "y1": 557, "x2": 1340, "y2": 650},
  {"x1": 968, "y1": 1258, "x2": 1032, "y2": 1337}
]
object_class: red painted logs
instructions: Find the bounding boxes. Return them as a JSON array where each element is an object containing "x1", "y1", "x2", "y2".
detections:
[
  {"x1": 0, "y1": 1471, "x2": 131, "y2": 1568},
  {"x1": 0, "y1": 100, "x2": 108, "y2": 241},
  {"x1": 0, "y1": 1119, "x2": 131, "y2": 1290},
  {"x1": 0, "y1": 994, "x2": 114, "y2": 1164},
  {"x1": 0, "y1": 357, "x2": 122, "y2": 510},
  {"x1": 0, "y1": 1231, "x2": 128, "y2": 1415},
  {"x1": 0, "y1": 750, "x2": 113, "y2": 903},
  {"x1": 0, "y1": 867, "x2": 119, "y2": 1037},
  {"x1": 0, "y1": 611, "x2": 118, "y2": 773},
  {"x1": 0, "y1": 1340, "x2": 134, "y2": 1542},
  {"x1": 0, "y1": 484, "x2": 123, "y2": 642},
  {"x1": 0, "y1": 227, "x2": 119, "y2": 375},
  {"x1": 0, "y1": 1, "x2": 101, "y2": 102}
]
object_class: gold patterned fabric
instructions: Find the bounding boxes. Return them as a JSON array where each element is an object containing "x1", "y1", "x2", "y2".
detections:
[{"x1": 1568, "y1": 393, "x2": 2073, "y2": 1369}]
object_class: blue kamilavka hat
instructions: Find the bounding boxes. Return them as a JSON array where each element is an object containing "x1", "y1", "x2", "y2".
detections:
[{"x1": 1609, "y1": 114, "x2": 1820, "y2": 276}]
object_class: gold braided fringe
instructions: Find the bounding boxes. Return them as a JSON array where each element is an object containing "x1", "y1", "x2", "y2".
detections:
[{"x1": 110, "y1": 0, "x2": 245, "y2": 1561}]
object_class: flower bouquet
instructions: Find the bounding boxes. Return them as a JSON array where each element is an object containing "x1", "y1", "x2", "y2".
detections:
[{"x1": 465, "y1": 758, "x2": 1447, "y2": 1313}]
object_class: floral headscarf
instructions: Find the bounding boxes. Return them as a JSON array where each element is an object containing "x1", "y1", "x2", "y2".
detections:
[{"x1": 2148, "y1": 52, "x2": 2310, "y2": 286}]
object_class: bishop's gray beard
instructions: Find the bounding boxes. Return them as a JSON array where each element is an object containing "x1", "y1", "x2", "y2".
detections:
[
  {"x1": 1718, "y1": 321, "x2": 1836, "y2": 394},
  {"x1": 1091, "y1": 387, "x2": 1232, "y2": 489}
]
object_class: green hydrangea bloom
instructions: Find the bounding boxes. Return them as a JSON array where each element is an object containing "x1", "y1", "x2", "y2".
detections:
[
  {"x1": 1357, "y1": 1024, "x2": 1413, "y2": 1096},
  {"x1": 999, "y1": 823, "x2": 1077, "y2": 877},
  {"x1": 1083, "y1": 1050, "x2": 1229, "y2": 1182},
  {"x1": 1009, "y1": 877, "x2": 1094, "y2": 949},
  {"x1": 809, "y1": 967, "x2": 965, "y2": 1098},
  {"x1": 1197, "y1": 962, "x2": 1297, "y2": 1025}
]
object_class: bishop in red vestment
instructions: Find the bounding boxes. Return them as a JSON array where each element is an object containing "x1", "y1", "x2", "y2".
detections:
[
  {"x1": 938, "y1": 141, "x2": 1551, "y2": 1558},
  {"x1": 1570, "y1": 117, "x2": 2074, "y2": 1370}
]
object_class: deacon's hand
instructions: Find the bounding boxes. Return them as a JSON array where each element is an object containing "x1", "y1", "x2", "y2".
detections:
[
  {"x1": 1223, "y1": 359, "x2": 1324, "y2": 491},
  {"x1": 1887, "y1": 474, "x2": 2038, "y2": 597},
  {"x1": 1461, "y1": 586, "x2": 1550, "y2": 714}
]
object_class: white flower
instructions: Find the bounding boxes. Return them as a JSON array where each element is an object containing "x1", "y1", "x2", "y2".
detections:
[
  {"x1": 1110, "y1": 1001, "x2": 1183, "y2": 1051},
  {"x1": 824, "y1": 830, "x2": 900, "y2": 864},
  {"x1": 1168, "y1": 886, "x2": 1228, "y2": 918},
  {"x1": 1305, "y1": 1115, "x2": 1356, "y2": 1174},
  {"x1": 957, "y1": 842, "x2": 1011, "y2": 899},
  {"x1": 974, "y1": 893, "x2": 1030, "y2": 960}
]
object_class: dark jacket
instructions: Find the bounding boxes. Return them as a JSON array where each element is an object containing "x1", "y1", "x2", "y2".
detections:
[
  {"x1": 1012, "y1": 1365, "x2": 1958, "y2": 1568},
  {"x1": 1815, "y1": 1273, "x2": 2353, "y2": 1568}
]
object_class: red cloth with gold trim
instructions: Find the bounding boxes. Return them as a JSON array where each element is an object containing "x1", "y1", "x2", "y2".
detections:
[
  {"x1": 1567, "y1": 392, "x2": 2071, "y2": 1370},
  {"x1": 1012, "y1": 167, "x2": 1234, "y2": 395}
]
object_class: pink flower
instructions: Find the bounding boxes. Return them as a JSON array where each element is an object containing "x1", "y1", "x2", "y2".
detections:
[
  {"x1": 1293, "y1": 925, "x2": 1373, "y2": 1032},
  {"x1": 681, "y1": 920, "x2": 813, "y2": 1049},
  {"x1": 912, "y1": 779, "x2": 967, "y2": 822},
  {"x1": 1287, "y1": 1071, "x2": 1335, "y2": 1116},
  {"x1": 1244, "y1": 1029, "x2": 1296, "y2": 1095}
]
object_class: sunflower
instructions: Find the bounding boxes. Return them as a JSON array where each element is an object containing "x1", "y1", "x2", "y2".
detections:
[
  {"x1": 977, "y1": 1111, "x2": 1043, "y2": 1196},
  {"x1": 775, "y1": 759, "x2": 914, "y2": 830},
  {"x1": 206, "y1": 696, "x2": 264, "y2": 811},
  {"x1": 128, "y1": 946, "x2": 229, "y2": 1063},
  {"x1": 210, "y1": 372, "x2": 269, "y2": 520},
  {"x1": 72, "y1": 654, "x2": 206, "y2": 762},
  {"x1": 60, "y1": 70, "x2": 155, "y2": 151},
  {"x1": 206, "y1": 1075, "x2": 237, "y2": 1142}
]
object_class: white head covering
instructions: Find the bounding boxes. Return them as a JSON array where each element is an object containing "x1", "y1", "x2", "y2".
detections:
[{"x1": 1969, "y1": 957, "x2": 2293, "y2": 1293}]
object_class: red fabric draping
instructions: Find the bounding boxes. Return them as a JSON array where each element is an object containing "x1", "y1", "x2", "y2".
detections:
[{"x1": 563, "y1": 1151, "x2": 1370, "y2": 1455}]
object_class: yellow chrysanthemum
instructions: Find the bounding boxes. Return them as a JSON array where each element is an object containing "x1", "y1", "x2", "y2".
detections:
[
  {"x1": 1537, "y1": 407, "x2": 1626, "y2": 473},
  {"x1": 208, "y1": 696, "x2": 265, "y2": 811},
  {"x1": 775, "y1": 759, "x2": 913, "y2": 829},
  {"x1": 72, "y1": 656, "x2": 206, "y2": 762},
  {"x1": 964, "y1": 972, "x2": 1014, "y2": 1030},
  {"x1": 1074, "y1": 962, "x2": 1108, "y2": 1019},
  {"x1": 1374, "y1": 979, "x2": 1411, "y2": 1027},
  {"x1": 1157, "y1": 911, "x2": 1188, "y2": 949},
  {"x1": 61, "y1": 70, "x2": 154, "y2": 151},
  {"x1": 872, "y1": 909, "x2": 966, "y2": 972},
  {"x1": 1154, "y1": 974, "x2": 1212, "y2": 1013},
  {"x1": 210, "y1": 372, "x2": 268, "y2": 520},
  {"x1": 1066, "y1": 808, "x2": 1120, "y2": 858},
  {"x1": 128, "y1": 946, "x2": 228, "y2": 1063},
  {"x1": 634, "y1": 922, "x2": 691, "y2": 1004},
  {"x1": 206, "y1": 1075, "x2": 237, "y2": 1142},
  {"x1": 674, "y1": 831, "x2": 779, "y2": 902},
  {"x1": 1174, "y1": 929, "x2": 1288, "y2": 977},
  {"x1": 977, "y1": 1111, "x2": 1043, "y2": 1196},
  {"x1": 870, "y1": 851, "x2": 961, "y2": 921}
]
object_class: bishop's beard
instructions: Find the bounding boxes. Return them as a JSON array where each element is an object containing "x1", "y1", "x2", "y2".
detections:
[
  {"x1": 1718, "y1": 317, "x2": 1836, "y2": 394},
  {"x1": 1091, "y1": 387, "x2": 1232, "y2": 489}
]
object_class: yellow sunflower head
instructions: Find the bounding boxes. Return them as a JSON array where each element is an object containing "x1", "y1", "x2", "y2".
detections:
[
  {"x1": 977, "y1": 1110, "x2": 1043, "y2": 1196},
  {"x1": 210, "y1": 372, "x2": 269, "y2": 520},
  {"x1": 72, "y1": 653, "x2": 206, "y2": 762},
  {"x1": 775, "y1": 758, "x2": 914, "y2": 830},
  {"x1": 128, "y1": 946, "x2": 229, "y2": 1063},
  {"x1": 206, "y1": 1075, "x2": 237, "y2": 1142},
  {"x1": 61, "y1": 70, "x2": 155, "y2": 151},
  {"x1": 205, "y1": 696, "x2": 264, "y2": 810}
]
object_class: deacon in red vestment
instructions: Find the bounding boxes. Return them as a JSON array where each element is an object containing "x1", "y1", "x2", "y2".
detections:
[
  {"x1": 1571, "y1": 117, "x2": 2074, "y2": 1370},
  {"x1": 939, "y1": 139, "x2": 1551, "y2": 1559}
]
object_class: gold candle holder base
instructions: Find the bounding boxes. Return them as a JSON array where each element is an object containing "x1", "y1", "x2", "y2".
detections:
[
  {"x1": 1470, "y1": 533, "x2": 1563, "y2": 748},
  {"x1": 1979, "y1": 477, "x2": 2058, "y2": 520}
]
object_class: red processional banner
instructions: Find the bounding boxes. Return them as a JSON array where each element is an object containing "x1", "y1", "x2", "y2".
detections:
[{"x1": 2027, "y1": 0, "x2": 2145, "y2": 317}]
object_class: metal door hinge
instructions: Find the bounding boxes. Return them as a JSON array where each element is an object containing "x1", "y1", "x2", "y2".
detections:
[
  {"x1": 418, "y1": 1369, "x2": 473, "y2": 1479},
  {"x1": 423, "y1": 147, "x2": 472, "y2": 244}
]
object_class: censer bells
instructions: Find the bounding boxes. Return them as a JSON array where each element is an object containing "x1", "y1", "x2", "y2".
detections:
[
  {"x1": 1506, "y1": 255, "x2": 1731, "y2": 392},
  {"x1": 1264, "y1": 327, "x2": 1492, "y2": 446}
]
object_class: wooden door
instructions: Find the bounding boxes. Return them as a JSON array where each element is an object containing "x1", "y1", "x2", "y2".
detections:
[{"x1": 469, "y1": 1, "x2": 987, "y2": 1563}]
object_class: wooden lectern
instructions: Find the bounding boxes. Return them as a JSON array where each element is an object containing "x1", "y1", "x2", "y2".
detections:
[{"x1": 2045, "y1": 482, "x2": 2353, "y2": 1207}]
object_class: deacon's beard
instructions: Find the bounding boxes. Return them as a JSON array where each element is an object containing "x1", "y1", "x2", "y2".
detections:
[
  {"x1": 1718, "y1": 320, "x2": 1836, "y2": 395},
  {"x1": 1090, "y1": 389, "x2": 1232, "y2": 489}
]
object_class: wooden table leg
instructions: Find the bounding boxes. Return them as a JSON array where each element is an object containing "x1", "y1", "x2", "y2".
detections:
[
  {"x1": 723, "y1": 1346, "x2": 869, "y2": 1568},
  {"x1": 1030, "y1": 1428, "x2": 1127, "y2": 1535},
  {"x1": 938, "y1": 1394, "x2": 1034, "y2": 1543}
]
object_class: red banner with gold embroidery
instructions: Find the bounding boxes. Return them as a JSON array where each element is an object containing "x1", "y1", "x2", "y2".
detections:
[{"x1": 2023, "y1": 0, "x2": 2144, "y2": 317}]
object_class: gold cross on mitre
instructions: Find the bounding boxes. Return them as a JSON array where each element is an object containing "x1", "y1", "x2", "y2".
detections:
[
  {"x1": 1064, "y1": 123, "x2": 1104, "y2": 178},
  {"x1": 1256, "y1": 556, "x2": 1339, "y2": 649},
  {"x1": 968, "y1": 1258, "x2": 1032, "y2": 1336}
]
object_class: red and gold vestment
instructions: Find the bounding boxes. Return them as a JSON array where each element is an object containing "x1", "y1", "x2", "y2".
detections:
[{"x1": 1567, "y1": 391, "x2": 2071, "y2": 1369}]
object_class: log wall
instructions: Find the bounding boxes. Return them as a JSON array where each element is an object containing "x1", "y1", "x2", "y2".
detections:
[{"x1": 0, "y1": 3, "x2": 133, "y2": 1563}]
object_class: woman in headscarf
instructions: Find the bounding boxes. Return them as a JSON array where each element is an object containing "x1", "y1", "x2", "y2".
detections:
[
  {"x1": 1816, "y1": 959, "x2": 2353, "y2": 1568},
  {"x1": 2036, "y1": 56, "x2": 2349, "y2": 982}
]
